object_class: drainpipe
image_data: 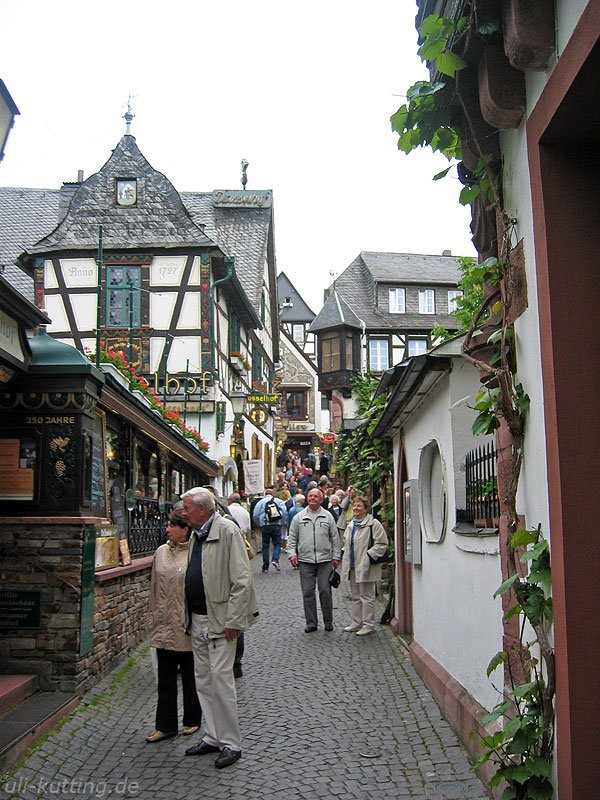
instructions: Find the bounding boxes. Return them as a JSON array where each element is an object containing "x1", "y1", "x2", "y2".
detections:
[{"x1": 209, "y1": 256, "x2": 235, "y2": 379}]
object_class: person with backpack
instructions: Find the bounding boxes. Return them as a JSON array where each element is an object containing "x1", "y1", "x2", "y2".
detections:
[{"x1": 252, "y1": 487, "x2": 288, "y2": 573}]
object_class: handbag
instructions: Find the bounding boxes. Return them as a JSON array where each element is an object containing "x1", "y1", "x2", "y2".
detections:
[
  {"x1": 243, "y1": 534, "x2": 255, "y2": 560},
  {"x1": 367, "y1": 525, "x2": 392, "y2": 564},
  {"x1": 328, "y1": 568, "x2": 341, "y2": 588}
]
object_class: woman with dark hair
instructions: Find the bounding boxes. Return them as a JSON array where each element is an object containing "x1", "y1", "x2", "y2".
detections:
[
  {"x1": 146, "y1": 510, "x2": 202, "y2": 742},
  {"x1": 341, "y1": 495, "x2": 388, "y2": 636}
]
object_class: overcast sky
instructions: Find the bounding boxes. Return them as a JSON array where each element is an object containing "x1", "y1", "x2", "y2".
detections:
[{"x1": 1, "y1": 0, "x2": 475, "y2": 312}]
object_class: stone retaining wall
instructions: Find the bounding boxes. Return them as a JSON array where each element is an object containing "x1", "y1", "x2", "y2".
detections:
[{"x1": 0, "y1": 520, "x2": 151, "y2": 694}]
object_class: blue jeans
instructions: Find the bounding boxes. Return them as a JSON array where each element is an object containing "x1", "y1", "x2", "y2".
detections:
[{"x1": 261, "y1": 525, "x2": 282, "y2": 569}]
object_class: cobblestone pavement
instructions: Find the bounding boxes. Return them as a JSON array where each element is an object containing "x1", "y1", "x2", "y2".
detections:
[{"x1": 0, "y1": 553, "x2": 489, "y2": 800}]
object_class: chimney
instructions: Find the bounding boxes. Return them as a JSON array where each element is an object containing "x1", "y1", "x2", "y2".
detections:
[{"x1": 77, "y1": 170, "x2": 84, "y2": 182}]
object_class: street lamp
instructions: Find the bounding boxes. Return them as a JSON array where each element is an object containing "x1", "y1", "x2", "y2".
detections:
[
  {"x1": 0, "y1": 80, "x2": 20, "y2": 164},
  {"x1": 230, "y1": 390, "x2": 246, "y2": 419}
]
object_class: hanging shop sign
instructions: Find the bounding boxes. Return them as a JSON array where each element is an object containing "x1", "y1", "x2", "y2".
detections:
[
  {"x1": 319, "y1": 433, "x2": 337, "y2": 444},
  {"x1": 247, "y1": 393, "x2": 279, "y2": 404},
  {"x1": 212, "y1": 190, "x2": 272, "y2": 208},
  {"x1": 142, "y1": 371, "x2": 214, "y2": 398}
]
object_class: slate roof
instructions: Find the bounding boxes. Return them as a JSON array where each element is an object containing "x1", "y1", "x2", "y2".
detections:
[
  {"x1": 0, "y1": 138, "x2": 274, "y2": 311},
  {"x1": 182, "y1": 192, "x2": 272, "y2": 309},
  {"x1": 310, "y1": 251, "x2": 463, "y2": 333},
  {"x1": 0, "y1": 187, "x2": 62, "y2": 300},
  {"x1": 277, "y1": 272, "x2": 316, "y2": 322},
  {"x1": 308, "y1": 289, "x2": 364, "y2": 333},
  {"x1": 25, "y1": 136, "x2": 215, "y2": 256}
]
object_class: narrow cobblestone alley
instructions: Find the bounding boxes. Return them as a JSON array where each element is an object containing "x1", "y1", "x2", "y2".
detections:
[{"x1": 0, "y1": 555, "x2": 489, "y2": 800}]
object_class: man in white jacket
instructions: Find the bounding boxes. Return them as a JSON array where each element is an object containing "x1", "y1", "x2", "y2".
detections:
[{"x1": 288, "y1": 488, "x2": 341, "y2": 633}]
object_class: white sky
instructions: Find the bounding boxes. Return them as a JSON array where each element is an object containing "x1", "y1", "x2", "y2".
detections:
[{"x1": 1, "y1": 0, "x2": 475, "y2": 313}]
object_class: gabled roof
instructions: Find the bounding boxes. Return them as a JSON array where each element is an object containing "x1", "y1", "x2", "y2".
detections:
[
  {"x1": 277, "y1": 272, "x2": 316, "y2": 322},
  {"x1": 360, "y1": 251, "x2": 462, "y2": 284},
  {"x1": 24, "y1": 135, "x2": 215, "y2": 257},
  {"x1": 0, "y1": 141, "x2": 276, "y2": 315},
  {"x1": 182, "y1": 192, "x2": 273, "y2": 309},
  {"x1": 308, "y1": 289, "x2": 364, "y2": 333},
  {"x1": 313, "y1": 250, "x2": 463, "y2": 332},
  {"x1": 372, "y1": 334, "x2": 467, "y2": 439},
  {"x1": 0, "y1": 187, "x2": 62, "y2": 298}
]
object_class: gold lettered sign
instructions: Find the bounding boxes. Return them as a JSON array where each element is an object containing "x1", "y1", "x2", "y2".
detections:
[
  {"x1": 0, "y1": 589, "x2": 42, "y2": 630},
  {"x1": 247, "y1": 393, "x2": 279, "y2": 404}
]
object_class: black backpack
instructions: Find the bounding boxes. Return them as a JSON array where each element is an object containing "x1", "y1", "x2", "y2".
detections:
[{"x1": 264, "y1": 497, "x2": 282, "y2": 523}]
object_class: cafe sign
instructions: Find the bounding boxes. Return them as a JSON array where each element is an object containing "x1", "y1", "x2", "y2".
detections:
[
  {"x1": 247, "y1": 393, "x2": 279, "y2": 404},
  {"x1": 212, "y1": 190, "x2": 272, "y2": 209}
]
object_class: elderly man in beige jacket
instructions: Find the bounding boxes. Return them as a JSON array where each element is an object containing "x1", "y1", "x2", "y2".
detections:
[{"x1": 181, "y1": 487, "x2": 258, "y2": 769}]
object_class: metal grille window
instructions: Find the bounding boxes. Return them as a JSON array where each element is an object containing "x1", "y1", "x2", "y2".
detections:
[
  {"x1": 107, "y1": 266, "x2": 141, "y2": 327},
  {"x1": 418, "y1": 288, "x2": 435, "y2": 314},
  {"x1": 465, "y1": 442, "x2": 500, "y2": 526}
]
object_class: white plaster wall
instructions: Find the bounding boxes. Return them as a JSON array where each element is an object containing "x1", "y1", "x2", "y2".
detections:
[
  {"x1": 178, "y1": 293, "x2": 200, "y2": 330},
  {"x1": 496, "y1": 0, "x2": 588, "y2": 547},
  {"x1": 45, "y1": 295, "x2": 69, "y2": 331},
  {"x1": 71, "y1": 294, "x2": 98, "y2": 332},
  {"x1": 402, "y1": 365, "x2": 503, "y2": 711},
  {"x1": 149, "y1": 293, "x2": 177, "y2": 329},
  {"x1": 166, "y1": 336, "x2": 201, "y2": 373}
]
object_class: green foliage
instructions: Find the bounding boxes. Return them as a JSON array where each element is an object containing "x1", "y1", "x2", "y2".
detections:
[
  {"x1": 429, "y1": 256, "x2": 486, "y2": 342},
  {"x1": 335, "y1": 373, "x2": 393, "y2": 519},
  {"x1": 476, "y1": 529, "x2": 554, "y2": 798}
]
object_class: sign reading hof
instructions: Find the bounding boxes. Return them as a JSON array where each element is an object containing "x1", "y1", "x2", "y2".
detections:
[{"x1": 0, "y1": 589, "x2": 42, "y2": 629}]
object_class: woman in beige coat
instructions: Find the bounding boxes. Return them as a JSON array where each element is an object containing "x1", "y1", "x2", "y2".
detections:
[
  {"x1": 341, "y1": 496, "x2": 388, "y2": 636},
  {"x1": 146, "y1": 511, "x2": 202, "y2": 742}
]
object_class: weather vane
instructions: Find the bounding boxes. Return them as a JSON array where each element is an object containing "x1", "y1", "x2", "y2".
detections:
[
  {"x1": 241, "y1": 159, "x2": 249, "y2": 190},
  {"x1": 123, "y1": 95, "x2": 135, "y2": 135}
]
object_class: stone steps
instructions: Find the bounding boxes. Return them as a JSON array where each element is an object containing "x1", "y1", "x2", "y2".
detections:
[{"x1": 0, "y1": 683, "x2": 79, "y2": 774}]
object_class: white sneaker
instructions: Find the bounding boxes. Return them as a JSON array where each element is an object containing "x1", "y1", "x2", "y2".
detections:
[
  {"x1": 355, "y1": 627, "x2": 374, "y2": 636},
  {"x1": 343, "y1": 624, "x2": 361, "y2": 632}
]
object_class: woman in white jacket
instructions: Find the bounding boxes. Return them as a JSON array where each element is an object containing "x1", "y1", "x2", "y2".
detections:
[
  {"x1": 146, "y1": 511, "x2": 202, "y2": 742},
  {"x1": 341, "y1": 496, "x2": 388, "y2": 636}
]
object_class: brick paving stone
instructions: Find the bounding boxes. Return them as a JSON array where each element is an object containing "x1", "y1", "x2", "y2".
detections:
[{"x1": 0, "y1": 555, "x2": 490, "y2": 800}]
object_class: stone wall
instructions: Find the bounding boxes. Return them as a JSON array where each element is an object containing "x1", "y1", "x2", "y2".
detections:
[
  {"x1": 78, "y1": 561, "x2": 151, "y2": 694},
  {"x1": 0, "y1": 519, "x2": 151, "y2": 694},
  {"x1": 0, "y1": 521, "x2": 84, "y2": 692}
]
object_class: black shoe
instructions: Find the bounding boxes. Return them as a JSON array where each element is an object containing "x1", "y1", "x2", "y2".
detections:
[
  {"x1": 215, "y1": 747, "x2": 242, "y2": 769},
  {"x1": 185, "y1": 741, "x2": 220, "y2": 756},
  {"x1": 304, "y1": 624, "x2": 317, "y2": 633},
  {"x1": 262, "y1": 567, "x2": 269, "y2": 573},
  {"x1": 324, "y1": 624, "x2": 333, "y2": 632},
  {"x1": 233, "y1": 663, "x2": 243, "y2": 679}
]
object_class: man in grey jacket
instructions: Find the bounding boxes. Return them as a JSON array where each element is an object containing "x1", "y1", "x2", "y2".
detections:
[{"x1": 288, "y1": 487, "x2": 341, "y2": 633}]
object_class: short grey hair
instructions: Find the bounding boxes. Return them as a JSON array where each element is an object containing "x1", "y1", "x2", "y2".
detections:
[{"x1": 181, "y1": 486, "x2": 216, "y2": 513}]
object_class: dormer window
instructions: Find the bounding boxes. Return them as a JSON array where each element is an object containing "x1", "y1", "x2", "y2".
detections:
[
  {"x1": 389, "y1": 287, "x2": 406, "y2": 313},
  {"x1": 116, "y1": 178, "x2": 137, "y2": 207},
  {"x1": 418, "y1": 289, "x2": 435, "y2": 314}
]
